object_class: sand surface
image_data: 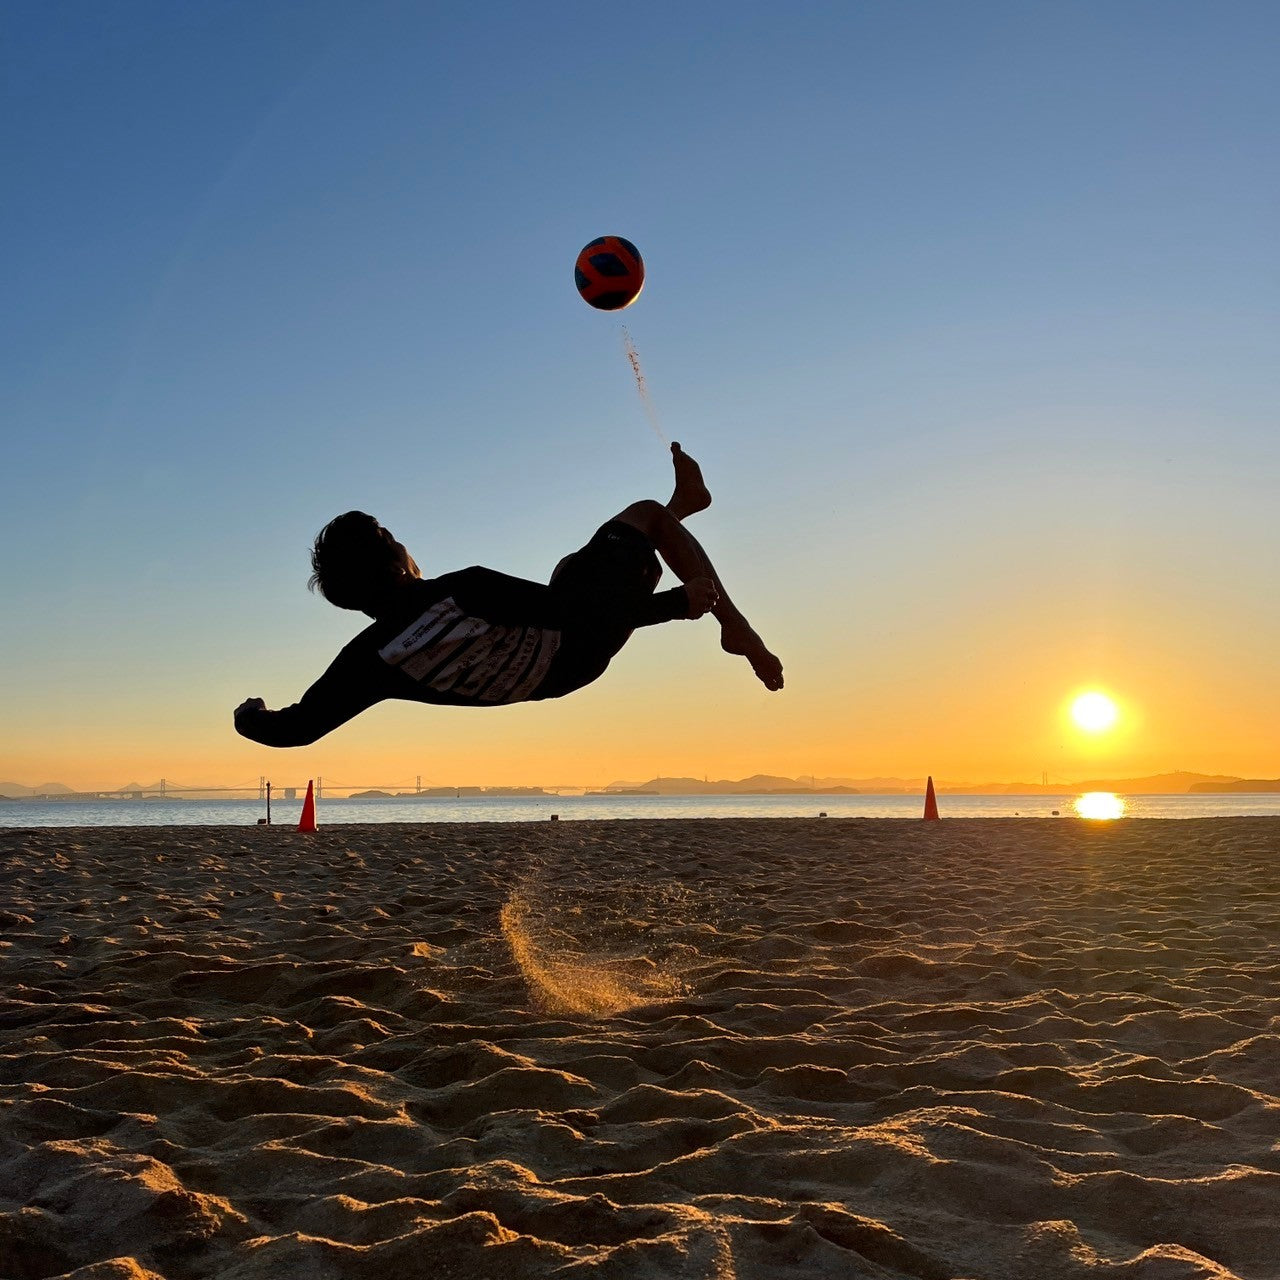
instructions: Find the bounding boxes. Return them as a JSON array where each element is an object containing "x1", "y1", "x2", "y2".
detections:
[{"x1": 2, "y1": 817, "x2": 1278, "y2": 1280}]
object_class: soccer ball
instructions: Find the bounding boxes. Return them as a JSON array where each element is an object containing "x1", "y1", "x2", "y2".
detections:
[{"x1": 574, "y1": 236, "x2": 645, "y2": 310}]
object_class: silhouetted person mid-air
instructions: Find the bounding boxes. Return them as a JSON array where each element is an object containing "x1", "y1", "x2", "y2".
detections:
[{"x1": 234, "y1": 444, "x2": 783, "y2": 748}]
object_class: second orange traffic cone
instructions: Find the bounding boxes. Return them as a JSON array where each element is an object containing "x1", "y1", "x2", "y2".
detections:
[
  {"x1": 298, "y1": 780, "x2": 317, "y2": 832},
  {"x1": 923, "y1": 776, "x2": 939, "y2": 820}
]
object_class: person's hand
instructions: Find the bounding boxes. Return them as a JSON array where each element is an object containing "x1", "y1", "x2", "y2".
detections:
[
  {"x1": 684, "y1": 577, "x2": 719, "y2": 618},
  {"x1": 234, "y1": 697, "x2": 266, "y2": 722}
]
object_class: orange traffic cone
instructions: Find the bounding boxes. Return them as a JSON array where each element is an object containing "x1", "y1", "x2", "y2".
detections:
[
  {"x1": 923, "y1": 775, "x2": 939, "y2": 820},
  {"x1": 298, "y1": 780, "x2": 317, "y2": 832}
]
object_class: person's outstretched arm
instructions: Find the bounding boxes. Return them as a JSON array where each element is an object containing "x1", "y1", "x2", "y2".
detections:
[{"x1": 234, "y1": 641, "x2": 385, "y2": 747}]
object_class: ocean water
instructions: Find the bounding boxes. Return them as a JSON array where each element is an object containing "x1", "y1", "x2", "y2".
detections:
[{"x1": 3, "y1": 792, "x2": 1280, "y2": 827}]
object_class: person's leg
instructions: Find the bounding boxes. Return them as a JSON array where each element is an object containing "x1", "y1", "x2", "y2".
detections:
[{"x1": 612, "y1": 445, "x2": 783, "y2": 691}]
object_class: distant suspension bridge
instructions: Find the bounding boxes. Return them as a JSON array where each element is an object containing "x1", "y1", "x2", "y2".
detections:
[{"x1": 50, "y1": 777, "x2": 577, "y2": 801}]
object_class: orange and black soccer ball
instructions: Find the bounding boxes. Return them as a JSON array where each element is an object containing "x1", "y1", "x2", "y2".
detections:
[{"x1": 574, "y1": 236, "x2": 645, "y2": 310}]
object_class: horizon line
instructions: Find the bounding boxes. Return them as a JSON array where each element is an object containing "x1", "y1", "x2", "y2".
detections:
[{"x1": 5, "y1": 765, "x2": 1278, "y2": 799}]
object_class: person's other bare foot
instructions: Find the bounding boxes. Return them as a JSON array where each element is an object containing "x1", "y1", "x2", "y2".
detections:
[
  {"x1": 720, "y1": 618, "x2": 784, "y2": 690},
  {"x1": 667, "y1": 441, "x2": 711, "y2": 519}
]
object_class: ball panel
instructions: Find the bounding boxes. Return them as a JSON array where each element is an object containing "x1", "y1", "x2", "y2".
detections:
[
  {"x1": 589, "y1": 291, "x2": 635, "y2": 310},
  {"x1": 574, "y1": 235, "x2": 645, "y2": 310},
  {"x1": 588, "y1": 252, "x2": 631, "y2": 277}
]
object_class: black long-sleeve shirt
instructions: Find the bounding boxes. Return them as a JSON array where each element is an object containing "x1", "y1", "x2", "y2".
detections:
[{"x1": 236, "y1": 566, "x2": 688, "y2": 747}]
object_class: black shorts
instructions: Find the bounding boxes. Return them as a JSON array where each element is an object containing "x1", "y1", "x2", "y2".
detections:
[{"x1": 538, "y1": 520, "x2": 661, "y2": 696}]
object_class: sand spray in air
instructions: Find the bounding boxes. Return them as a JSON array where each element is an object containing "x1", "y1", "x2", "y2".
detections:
[
  {"x1": 621, "y1": 326, "x2": 669, "y2": 447},
  {"x1": 500, "y1": 873, "x2": 689, "y2": 1017}
]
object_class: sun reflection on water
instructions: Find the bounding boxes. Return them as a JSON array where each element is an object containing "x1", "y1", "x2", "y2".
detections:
[{"x1": 1074, "y1": 791, "x2": 1126, "y2": 820}]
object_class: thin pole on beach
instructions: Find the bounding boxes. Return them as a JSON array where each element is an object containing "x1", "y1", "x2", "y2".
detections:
[{"x1": 266, "y1": 782, "x2": 271, "y2": 825}]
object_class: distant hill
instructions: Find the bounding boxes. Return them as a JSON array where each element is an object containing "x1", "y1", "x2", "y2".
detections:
[
  {"x1": 601, "y1": 775, "x2": 812, "y2": 796},
  {"x1": 604, "y1": 775, "x2": 917, "y2": 793},
  {"x1": 1189, "y1": 778, "x2": 1280, "y2": 793},
  {"x1": 604, "y1": 775, "x2": 875, "y2": 795}
]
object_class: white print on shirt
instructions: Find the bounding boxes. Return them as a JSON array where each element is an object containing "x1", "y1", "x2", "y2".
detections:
[{"x1": 378, "y1": 598, "x2": 559, "y2": 704}]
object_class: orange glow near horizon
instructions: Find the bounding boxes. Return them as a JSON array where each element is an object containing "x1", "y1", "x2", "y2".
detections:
[{"x1": 2, "y1": 634, "x2": 1277, "y2": 792}]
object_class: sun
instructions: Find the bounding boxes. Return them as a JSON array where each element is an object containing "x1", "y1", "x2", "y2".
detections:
[
  {"x1": 1075, "y1": 791, "x2": 1126, "y2": 820},
  {"x1": 1071, "y1": 690, "x2": 1119, "y2": 733}
]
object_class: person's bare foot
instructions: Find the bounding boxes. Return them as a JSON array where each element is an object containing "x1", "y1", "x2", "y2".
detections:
[
  {"x1": 720, "y1": 617, "x2": 784, "y2": 690},
  {"x1": 667, "y1": 441, "x2": 711, "y2": 519}
]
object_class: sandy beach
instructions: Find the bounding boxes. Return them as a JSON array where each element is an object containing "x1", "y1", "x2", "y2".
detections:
[{"x1": 1, "y1": 818, "x2": 1277, "y2": 1279}]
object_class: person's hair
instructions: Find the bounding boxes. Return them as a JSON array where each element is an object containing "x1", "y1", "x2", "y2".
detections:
[{"x1": 308, "y1": 511, "x2": 402, "y2": 611}]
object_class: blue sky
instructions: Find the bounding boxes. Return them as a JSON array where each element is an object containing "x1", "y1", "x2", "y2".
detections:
[{"x1": 3, "y1": 1, "x2": 1278, "y2": 787}]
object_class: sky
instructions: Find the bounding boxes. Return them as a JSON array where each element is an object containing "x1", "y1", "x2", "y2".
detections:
[{"x1": 3, "y1": 1, "x2": 1278, "y2": 792}]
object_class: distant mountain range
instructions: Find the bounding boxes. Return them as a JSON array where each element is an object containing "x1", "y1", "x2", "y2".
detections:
[
  {"x1": 598, "y1": 771, "x2": 1280, "y2": 796},
  {"x1": 0, "y1": 780, "x2": 160, "y2": 799},
  {"x1": 0, "y1": 778, "x2": 165, "y2": 798},
  {"x1": 0, "y1": 781, "x2": 78, "y2": 797},
  {"x1": 4, "y1": 771, "x2": 1280, "y2": 801}
]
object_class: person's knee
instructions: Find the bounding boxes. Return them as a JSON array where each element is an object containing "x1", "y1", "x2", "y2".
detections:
[{"x1": 614, "y1": 499, "x2": 667, "y2": 537}]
